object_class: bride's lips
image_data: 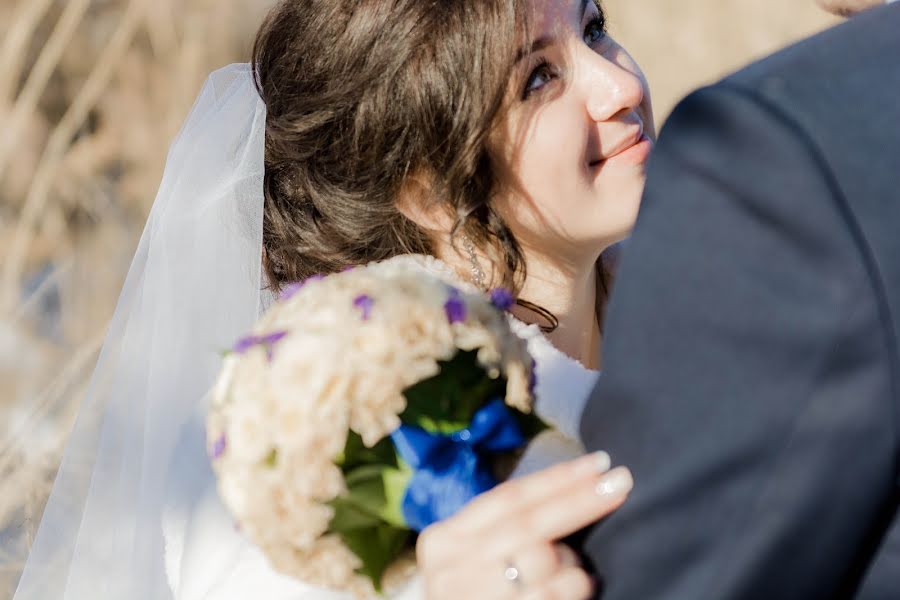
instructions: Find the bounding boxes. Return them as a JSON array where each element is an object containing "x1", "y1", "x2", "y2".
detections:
[
  {"x1": 589, "y1": 131, "x2": 654, "y2": 169},
  {"x1": 606, "y1": 134, "x2": 653, "y2": 166}
]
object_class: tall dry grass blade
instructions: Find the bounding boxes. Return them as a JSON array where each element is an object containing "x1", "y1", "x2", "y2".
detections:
[
  {"x1": 0, "y1": 325, "x2": 105, "y2": 485},
  {"x1": 145, "y1": 0, "x2": 179, "y2": 59},
  {"x1": 0, "y1": 0, "x2": 57, "y2": 107},
  {"x1": 0, "y1": 0, "x2": 92, "y2": 182},
  {"x1": 10, "y1": 258, "x2": 72, "y2": 326},
  {"x1": 0, "y1": 459, "x2": 46, "y2": 540},
  {"x1": 0, "y1": 0, "x2": 150, "y2": 313}
]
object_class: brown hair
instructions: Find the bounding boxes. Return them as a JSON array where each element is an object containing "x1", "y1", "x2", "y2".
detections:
[
  {"x1": 253, "y1": 0, "x2": 610, "y2": 324},
  {"x1": 252, "y1": 0, "x2": 532, "y2": 288}
]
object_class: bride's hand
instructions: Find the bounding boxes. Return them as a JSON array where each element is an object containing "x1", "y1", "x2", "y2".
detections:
[{"x1": 416, "y1": 452, "x2": 632, "y2": 599}]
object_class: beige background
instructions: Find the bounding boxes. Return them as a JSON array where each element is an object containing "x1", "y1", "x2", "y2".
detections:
[
  {"x1": 0, "y1": 1, "x2": 840, "y2": 597},
  {"x1": 604, "y1": 0, "x2": 839, "y2": 122}
]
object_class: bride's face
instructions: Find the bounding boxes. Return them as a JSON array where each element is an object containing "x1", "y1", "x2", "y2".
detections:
[{"x1": 492, "y1": 0, "x2": 654, "y2": 267}]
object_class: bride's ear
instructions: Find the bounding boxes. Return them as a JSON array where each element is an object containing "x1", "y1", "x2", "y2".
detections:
[{"x1": 394, "y1": 175, "x2": 455, "y2": 234}]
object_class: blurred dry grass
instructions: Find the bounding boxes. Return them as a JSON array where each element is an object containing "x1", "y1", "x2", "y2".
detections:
[
  {"x1": 0, "y1": 0, "x2": 274, "y2": 595},
  {"x1": 605, "y1": 0, "x2": 839, "y2": 121},
  {"x1": 0, "y1": 0, "x2": 838, "y2": 597}
]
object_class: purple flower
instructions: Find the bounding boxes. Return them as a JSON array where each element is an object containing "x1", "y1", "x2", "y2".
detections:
[
  {"x1": 353, "y1": 294, "x2": 375, "y2": 320},
  {"x1": 233, "y1": 330, "x2": 289, "y2": 361},
  {"x1": 210, "y1": 434, "x2": 227, "y2": 459},
  {"x1": 341, "y1": 264, "x2": 357, "y2": 273},
  {"x1": 279, "y1": 274, "x2": 325, "y2": 301},
  {"x1": 444, "y1": 291, "x2": 467, "y2": 324},
  {"x1": 489, "y1": 288, "x2": 515, "y2": 311},
  {"x1": 279, "y1": 282, "x2": 304, "y2": 301}
]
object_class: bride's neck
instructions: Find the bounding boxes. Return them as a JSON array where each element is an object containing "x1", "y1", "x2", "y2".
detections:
[
  {"x1": 512, "y1": 255, "x2": 602, "y2": 370},
  {"x1": 438, "y1": 242, "x2": 603, "y2": 370}
]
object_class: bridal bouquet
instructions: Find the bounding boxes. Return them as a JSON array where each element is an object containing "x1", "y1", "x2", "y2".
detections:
[{"x1": 207, "y1": 256, "x2": 541, "y2": 598}]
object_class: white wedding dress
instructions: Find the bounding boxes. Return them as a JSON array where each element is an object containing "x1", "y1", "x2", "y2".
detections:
[
  {"x1": 13, "y1": 65, "x2": 599, "y2": 600},
  {"x1": 165, "y1": 256, "x2": 599, "y2": 600}
]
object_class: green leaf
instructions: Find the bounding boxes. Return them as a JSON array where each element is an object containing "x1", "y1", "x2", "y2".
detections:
[
  {"x1": 337, "y1": 523, "x2": 410, "y2": 592},
  {"x1": 381, "y1": 459, "x2": 413, "y2": 528},
  {"x1": 514, "y1": 410, "x2": 551, "y2": 439},
  {"x1": 401, "y1": 350, "x2": 506, "y2": 433},
  {"x1": 338, "y1": 463, "x2": 410, "y2": 529},
  {"x1": 328, "y1": 496, "x2": 383, "y2": 532},
  {"x1": 328, "y1": 494, "x2": 411, "y2": 590},
  {"x1": 344, "y1": 465, "x2": 389, "y2": 516},
  {"x1": 327, "y1": 453, "x2": 416, "y2": 590},
  {"x1": 336, "y1": 430, "x2": 398, "y2": 472}
]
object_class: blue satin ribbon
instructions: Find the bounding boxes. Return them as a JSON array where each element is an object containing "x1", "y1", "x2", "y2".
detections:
[{"x1": 390, "y1": 399, "x2": 527, "y2": 532}]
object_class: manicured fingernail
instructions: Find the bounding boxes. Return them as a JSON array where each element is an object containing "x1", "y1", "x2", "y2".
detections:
[
  {"x1": 595, "y1": 466, "x2": 633, "y2": 497},
  {"x1": 576, "y1": 451, "x2": 611, "y2": 475},
  {"x1": 593, "y1": 451, "x2": 611, "y2": 474}
]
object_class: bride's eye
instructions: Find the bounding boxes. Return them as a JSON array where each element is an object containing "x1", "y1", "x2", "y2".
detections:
[
  {"x1": 583, "y1": 15, "x2": 607, "y2": 45},
  {"x1": 522, "y1": 59, "x2": 556, "y2": 99}
]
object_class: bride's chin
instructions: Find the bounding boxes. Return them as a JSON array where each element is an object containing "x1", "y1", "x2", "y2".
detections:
[{"x1": 593, "y1": 208, "x2": 641, "y2": 251}]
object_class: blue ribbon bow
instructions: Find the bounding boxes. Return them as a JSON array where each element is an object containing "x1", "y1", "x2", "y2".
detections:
[{"x1": 390, "y1": 399, "x2": 527, "y2": 532}]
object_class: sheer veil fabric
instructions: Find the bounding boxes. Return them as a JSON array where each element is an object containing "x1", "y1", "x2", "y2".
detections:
[{"x1": 14, "y1": 64, "x2": 270, "y2": 600}]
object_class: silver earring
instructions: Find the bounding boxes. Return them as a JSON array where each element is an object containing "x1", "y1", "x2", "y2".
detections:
[{"x1": 462, "y1": 235, "x2": 486, "y2": 289}]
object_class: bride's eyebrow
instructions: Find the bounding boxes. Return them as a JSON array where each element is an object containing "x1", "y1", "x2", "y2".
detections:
[{"x1": 514, "y1": 0, "x2": 593, "y2": 64}]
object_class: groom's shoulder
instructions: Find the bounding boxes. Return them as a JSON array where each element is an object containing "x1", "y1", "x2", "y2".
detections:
[{"x1": 722, "y1": 3, "x2": 899, "y2": 93}]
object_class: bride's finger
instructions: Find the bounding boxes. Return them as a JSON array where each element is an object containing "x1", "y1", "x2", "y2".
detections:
[
  {"x1": 417, "y1": 455, "x2": 625, "y2": 568},
  {"x1": 452, "y1": 451, "x2": 613, "y2": 533},
  {"x1": 481, "y1": 466, "x2": 633, "y2": 558},
  {"x1": 521, "y1": 566, "x2": 595, "y2": 600},
  {"x1": 517, "y1": 542, "x2": 583, "y2": 587},
  {"x1": 507, "y1": 543, "x2": 571, "y2": 588},
  {"x1": 528, "y1": 465, "x2": 632, "y2": 543},
  {"x1": 556, "y1": 543, "x2": 581, "y2": 569}
]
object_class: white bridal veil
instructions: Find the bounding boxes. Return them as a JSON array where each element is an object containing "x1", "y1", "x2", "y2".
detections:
[{"x1": 14, "y1": 64, "x2": 270, "y2": 600}]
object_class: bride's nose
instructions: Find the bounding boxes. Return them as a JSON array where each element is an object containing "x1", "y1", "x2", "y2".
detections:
[{"x1": 581, "y1": 49, "x2": 645, "y2": 123}]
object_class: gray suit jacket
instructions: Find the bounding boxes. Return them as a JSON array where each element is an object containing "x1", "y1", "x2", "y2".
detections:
[{"x1": 578, "y1": 5, "x2": 900, "y2": 598}]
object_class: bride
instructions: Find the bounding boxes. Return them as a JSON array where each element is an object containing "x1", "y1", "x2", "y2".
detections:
[{"x1": 14, "y1": 0, "x2": 654, "y2": 598}]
